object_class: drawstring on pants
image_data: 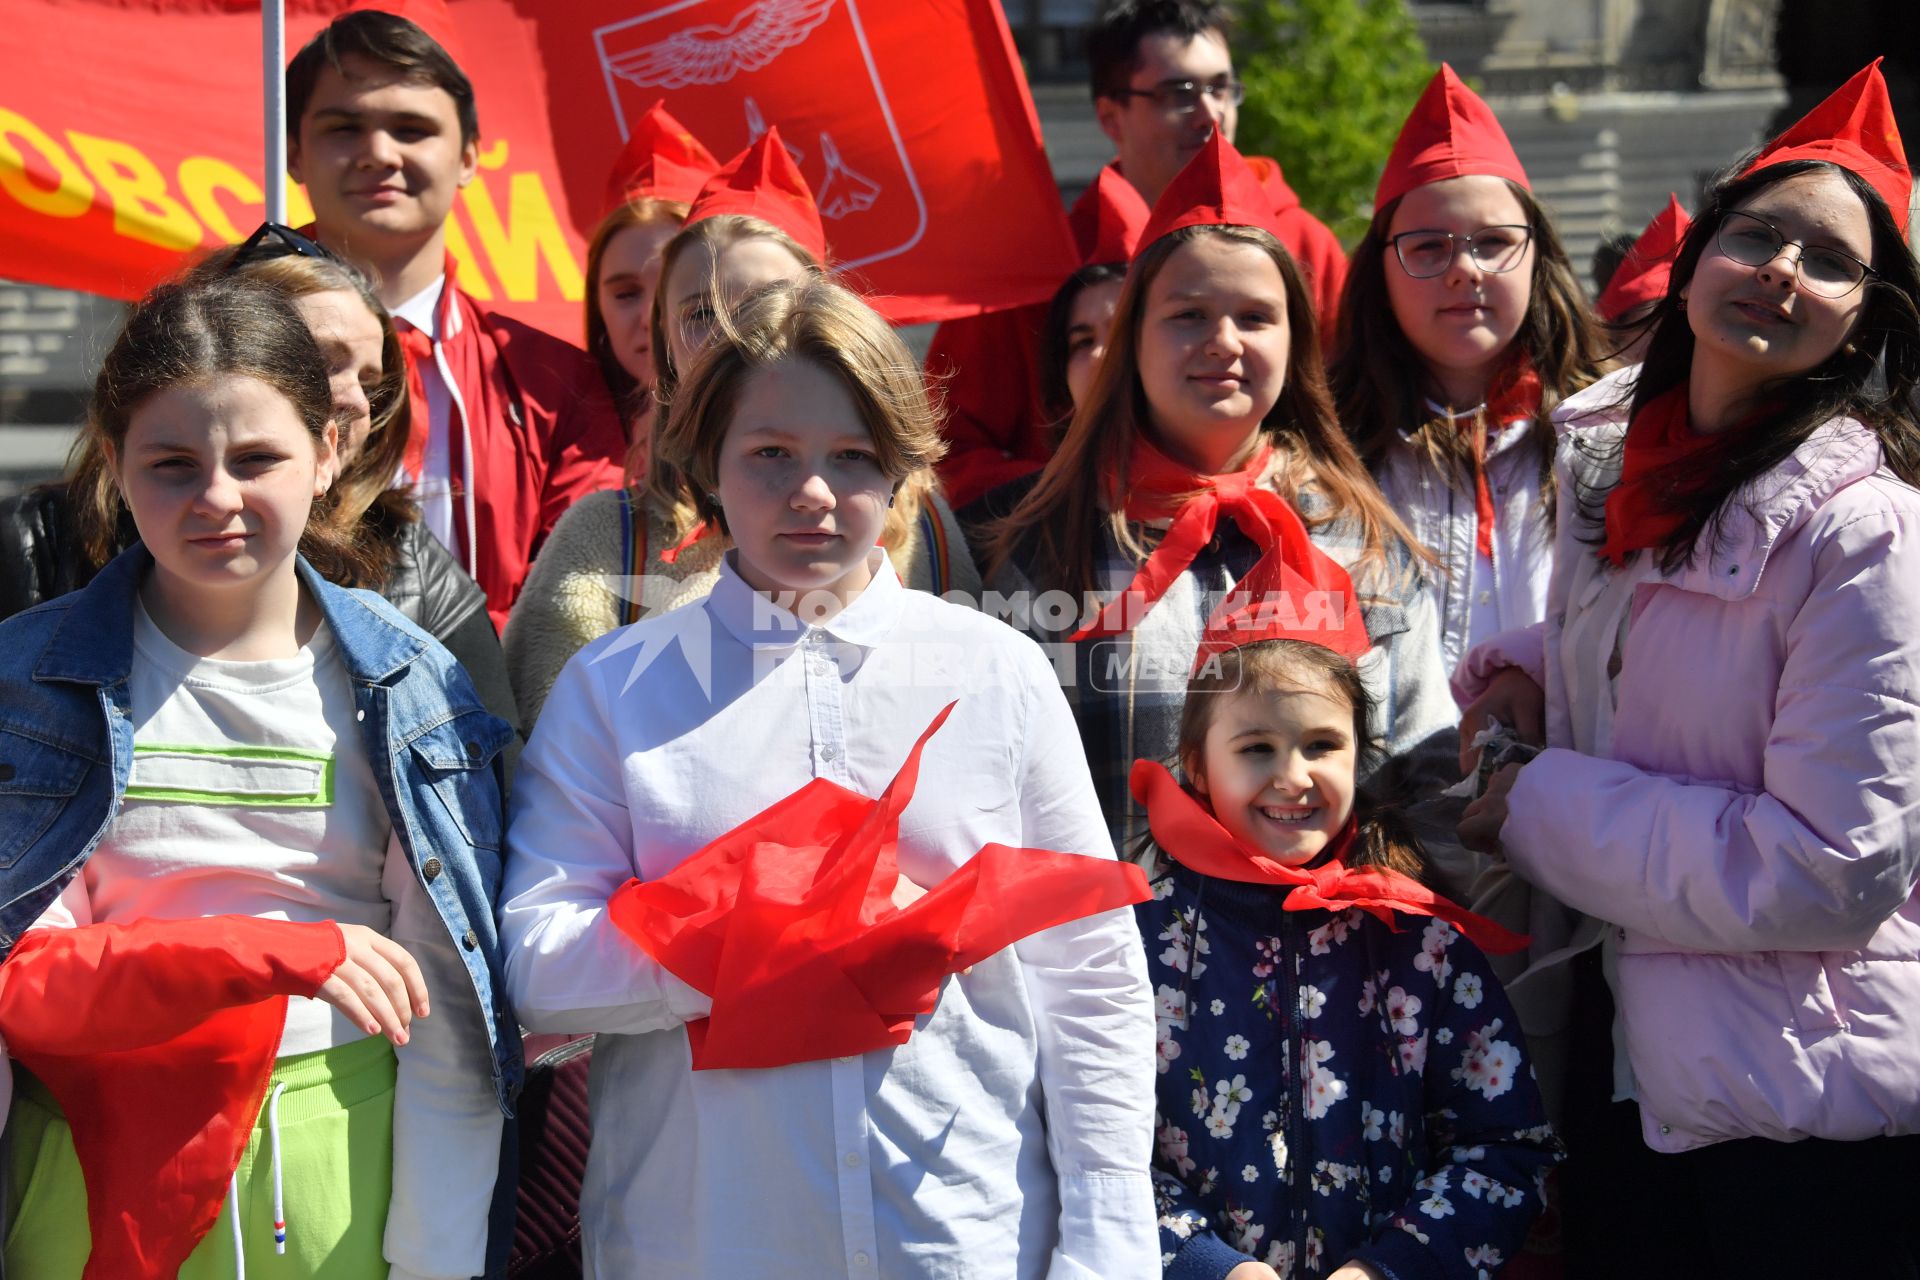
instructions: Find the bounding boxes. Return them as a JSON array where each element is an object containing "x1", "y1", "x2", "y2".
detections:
[{"x1": 224, "y1": 1080, "x2": 290, "y2": 1276}]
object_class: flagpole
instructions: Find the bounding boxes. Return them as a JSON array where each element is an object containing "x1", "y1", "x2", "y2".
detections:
[{"x1": 265, "y1": 0, "x2": 287, "y2": 224}]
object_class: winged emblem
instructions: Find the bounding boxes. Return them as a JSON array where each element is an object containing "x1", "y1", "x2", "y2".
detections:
[{"x1": 607, "y1": 0, "x2": 838, "y2": 90}]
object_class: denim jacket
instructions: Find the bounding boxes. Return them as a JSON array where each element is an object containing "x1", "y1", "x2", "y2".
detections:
[{"x1": 0, "y1": 546, "x2": 523, "y2": 1110}]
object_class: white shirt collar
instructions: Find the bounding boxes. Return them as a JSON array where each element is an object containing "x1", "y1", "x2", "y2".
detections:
[
  {"x1": 706, "y1": 548, "x2": 904, "y2": 652},
  {"x1": 392, "y1": 273, "x2": 448, "y2": 340}
]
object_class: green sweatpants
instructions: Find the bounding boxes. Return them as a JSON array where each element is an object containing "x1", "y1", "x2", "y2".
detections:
[{"x1": 6, "y1": 1033, "x2": 397, "y2": 1278}]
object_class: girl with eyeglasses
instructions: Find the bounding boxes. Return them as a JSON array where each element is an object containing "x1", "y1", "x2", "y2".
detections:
[
  {"x1": 1455, "y1": 63, "x2": 1920, "y2": 1276},
  {"x1": 1329, "y1": 66, "x2": 1609, "y2": 682}
]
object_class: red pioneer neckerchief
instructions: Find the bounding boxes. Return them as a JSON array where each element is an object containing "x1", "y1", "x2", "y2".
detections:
[
  {"x1": 608, "y1": 702, "x2": 1151, "y2": 1069},
  {"x1": 1598, "y1": 383, "x2": 1749, "y2": 567},
  {"x1": 1072, "y1": 436, "x2": 1312, "y2": 641},
  {"x1": 0, "y1": 916, "x2": 345, "y2": 1279},
  {"x1": 1130, "y1": 759, "x2": 1527, "y2": 953}
]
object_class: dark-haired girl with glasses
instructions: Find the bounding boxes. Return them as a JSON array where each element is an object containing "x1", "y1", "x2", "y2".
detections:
[
  {"x1": 1455, "y1": 63, "x2": 1920, "y2": 1277},
  {"x1": 1330, "y1": 67, "x2": 1609, "y2": 683}
]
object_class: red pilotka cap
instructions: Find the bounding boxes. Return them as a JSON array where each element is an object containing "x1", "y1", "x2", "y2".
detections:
[
  {"x1": 685, "y1": 128, "x2": 830, "y2": 264},
  {"x1": 1596, "y1": 194, "x2": 1691, "y2": 321},
  {"x1": 1190, "y1": 504, "x2": 1371, "y2": 674},
  {"x1": 1137, "y1": 129, "x2": 1287, "y2": 250},
  {"x1": 341, "y1": 0, "x2": 468, "y2": 69},
  {"x1": 1073, "y1": 165, "x2": 1152, "y2": 266},
  {"x1": 603, "y1": 99, "x2": 721, "y2": 214},
  {"x1": 1740, "y1": 59, "x2": 1911, "y2": 238},
  {"x1": 1375, "y1": 64, "x2": 1529, "y2": 209}
]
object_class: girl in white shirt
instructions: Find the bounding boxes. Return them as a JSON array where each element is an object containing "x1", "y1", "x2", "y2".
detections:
[{"x1": 501, "y1": 276, "x2": 1159, "y2": 1279}]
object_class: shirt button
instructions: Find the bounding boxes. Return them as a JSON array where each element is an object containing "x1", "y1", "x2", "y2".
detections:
[
  {"x1": 356, "y1": 709, "x2": 366, "y2": 722},
  {"x1": 465, "y1": 740, "x2": 483, "y2": 761},
  {"x1": 422, "y1": 857, "x2": 443, "y2": 883},
  {"x1": 1659, "y1": 1124, "x2": 1671, "y2": 1135},
  {"x1": 844, "y1": 1151, "x2": 862, "y2": 1167},
  {"x1": 853, "y1": 1252, "x2": 871, "y2": 1267},
  {"x1": 1477, "y1": 591, "x2": 1492, "y2": 605},
  {"x1": 462, "y1": 928, "x2": 478, "y2": 950},
  {"x1": 821, "y1": 745, "x2": 838, "y2": 761}
]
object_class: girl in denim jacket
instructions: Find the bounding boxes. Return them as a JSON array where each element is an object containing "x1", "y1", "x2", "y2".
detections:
[{"x1": 0, "y1": 275, "x2": 518, "y2": 1280}]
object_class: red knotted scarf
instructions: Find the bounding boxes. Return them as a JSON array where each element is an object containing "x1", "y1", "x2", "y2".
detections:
[
  {"x1": 1073, "y1": 436, "x2": 1309, "y2": 641},
  {"x1": 608, "y1": 702, "x2": 1151, "y2": 1069},
  {"x1": 0, "y1": 916, "x2": 345, "y2": 1279},
  {"x1": 1130, "y1": 759, "x2": 1528, "y2": 953},
  {"x1": 1598, "y1": 383, "x2": 1738, "y2": 567}
]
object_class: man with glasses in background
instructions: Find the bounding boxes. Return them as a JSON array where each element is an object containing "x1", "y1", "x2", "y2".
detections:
[{"x1": 932, "y1": 1, "x2": 1347, "y2": 509}]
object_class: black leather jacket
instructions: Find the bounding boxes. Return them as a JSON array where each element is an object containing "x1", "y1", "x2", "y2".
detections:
[{"x1": 0, "y1": 486, "x2": 521, "y2": 775}]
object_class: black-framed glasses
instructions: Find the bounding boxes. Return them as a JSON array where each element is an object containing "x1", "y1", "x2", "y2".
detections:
[
  {"x1": 1715, "y1": 209, "x2": 1877, "y2": 299},
  {"x1": 228, "y1": 222, "x2": 339, "y2": 272},
  {"x1": 1115, "y1": 77, "x2": 1246, "y2": 116},
  {"x1": 1388, "y1": 225, "x2": 1533, "y2": 279}
]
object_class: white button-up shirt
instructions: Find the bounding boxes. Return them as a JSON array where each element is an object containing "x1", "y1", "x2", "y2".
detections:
[{"x1": 502, "y1": 552, "x2": 1157, "y2": 1279}]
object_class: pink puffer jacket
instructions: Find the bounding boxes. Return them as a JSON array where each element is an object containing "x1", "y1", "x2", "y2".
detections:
[{"x1": 1457, "y1": 368, "x2": 1920, "y2": 1153}]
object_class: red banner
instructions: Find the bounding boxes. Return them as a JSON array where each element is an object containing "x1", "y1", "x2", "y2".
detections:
[{"x1": 0, "y1": 0, "x2": 1074, "y2": 334}]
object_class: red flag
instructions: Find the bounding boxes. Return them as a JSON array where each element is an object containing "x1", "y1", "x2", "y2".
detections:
[{"x1": 0, "y1": 0, "x2": 1075, "y2": 330}]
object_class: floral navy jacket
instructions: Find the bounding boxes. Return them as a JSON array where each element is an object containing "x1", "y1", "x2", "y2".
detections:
[{"x1": 1139, "y1": 852, "x2": 1560, "y2": 1280}]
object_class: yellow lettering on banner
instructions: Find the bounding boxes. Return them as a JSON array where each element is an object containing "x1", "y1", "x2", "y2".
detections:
[
  {"x1": 443, "y1": 214, "x2": 494, "y2": 301},
  {"x1": 179, "y1": 156, "x2": 261, "y2": 243},
  {"x1": 461, "y1": 170, "x2": 585, "y2": 302},
  {"x1": 0, "y1": 107, "x2": 94, "y2": 218},
  {"x1": 67, "y1": 131, "x2": 203, "y2": 251}
]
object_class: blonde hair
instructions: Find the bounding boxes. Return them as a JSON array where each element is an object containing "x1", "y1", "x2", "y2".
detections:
[
  {"x1": 652, "y1": 275, "x2": 943, "y2": 552},
  {"x1": 646, "y1": 213, "x2": 826, "y2": 535}
]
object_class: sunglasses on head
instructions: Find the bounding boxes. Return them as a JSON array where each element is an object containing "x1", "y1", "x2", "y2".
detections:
[{"x1": 228, "y1": 222, "x2": 340, "y2": 271}]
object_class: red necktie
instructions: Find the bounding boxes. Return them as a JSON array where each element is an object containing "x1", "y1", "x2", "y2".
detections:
[
  {"x1": 1466, "y1": 363, "x2": 1542, "y2": 560},
  {"x1": 393, "y1": 318, "x2": 434, "y2": 488}
]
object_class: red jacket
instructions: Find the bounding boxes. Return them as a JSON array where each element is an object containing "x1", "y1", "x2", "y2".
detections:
[
  {"x1": 406, "y1": 276, "x2": 626, "y2": 631},
  {"x1": 929, "y1": 158, "x2": 1348, "y2": 510}
]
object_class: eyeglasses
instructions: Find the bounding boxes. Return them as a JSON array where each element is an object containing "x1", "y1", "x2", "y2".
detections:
[
  {"x1": 1115, "y1": 78, "x2": 1246, "y2": 117},
  {"x1": 1388, "y1": 225, "x2": 1533, "y2": 279},
  {"x1": 228, "y1": 222, "x2": 339, "y2": 271},
  {"x1": 1715, "y1": 209, "x2": 1877, "y2": 299}
]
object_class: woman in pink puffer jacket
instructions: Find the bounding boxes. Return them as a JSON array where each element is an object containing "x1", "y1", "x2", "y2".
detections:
[{"x1": 1453, "y1": 64, "x2": 1920, "y2": 1279}]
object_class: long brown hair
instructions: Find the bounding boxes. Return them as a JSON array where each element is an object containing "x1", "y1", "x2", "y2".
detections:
[
  {"x1": 1175, "y1": 639, "x2": 1427, "y2": 879},
  {"x1": 984, "y1": 223, "x2": 1427, "y2": 600},
  {"x1": 584, "y1": 195, "x2": 689, "y2": 479},
  {"x1": 645, "y1": 214, "x2": 826, "y2": 539},
  {"x1": 78, "y1": 276, "x2": 377, "y2": 586},
  {"x1": 1330, "y1": 181, "x2": 1609, "y2": 523},
  {"x1": 653, "y1": 275, "x2": 943, "y2": 553},
  {"x1": 1575, "y1": 158, "x2": 1920, "y2": 573}
]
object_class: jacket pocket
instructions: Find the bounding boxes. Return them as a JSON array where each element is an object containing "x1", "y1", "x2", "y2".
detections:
[
  {"x1": 405, "y1": 709, "x2": 514, "y2": 853},
  {"x1": 0, "y1": 727, "x2": 91, "y2": 870}
]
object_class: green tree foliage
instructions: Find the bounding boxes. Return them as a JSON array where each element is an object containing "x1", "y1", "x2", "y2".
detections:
[{"x1": 1231, "y1": 0, "x2": 1435, "y2": 243}]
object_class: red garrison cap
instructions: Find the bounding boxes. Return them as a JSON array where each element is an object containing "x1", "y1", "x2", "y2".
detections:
[
  {"x1": 684, "y1": 127, "x2": 828, "y2": 264},
  {"x1": 1138, "y1": 130, "x2": 1287, "y2": 251},
  {"x1": 341, "y1": 0, "x2": 467, "y2": 69},
  {"x1": 1375, "y1": 64, "x2": 1529, "y2": 209},
  {"x1": 1596, "y1": 195, "x2": 1691, "y2": 321},
  {"x1": 603, "y1": 99, "x2": 721, "y2": 213},
  {"x1": 1742, "y1": 59, "x2": 1910, "y2": 237}
]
